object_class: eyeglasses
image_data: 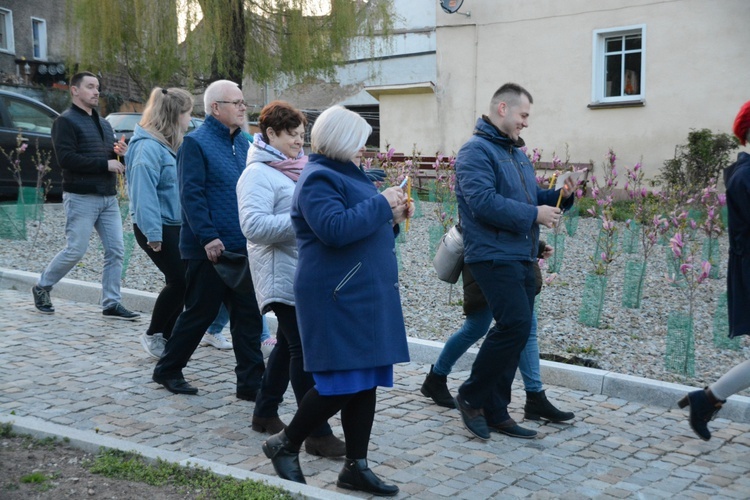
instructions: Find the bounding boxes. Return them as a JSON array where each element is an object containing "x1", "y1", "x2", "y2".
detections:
[{"x1": 215, "y1": 99, "x2": 247, "y2": 108}]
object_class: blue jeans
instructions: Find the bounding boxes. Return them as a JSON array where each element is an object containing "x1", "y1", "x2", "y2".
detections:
[
  {"x1": 434, "y1": 308, "x2": 543, "y2": 393},
  {"x1": 38, "y1": 193, "x2": 124, "y2": 309},
  {"x1": 207, "y1": 303, "x2": 270, "y2": 341}
]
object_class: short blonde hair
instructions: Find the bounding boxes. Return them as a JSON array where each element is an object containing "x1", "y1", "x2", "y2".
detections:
[{"x1": 310, "y1": 106, "x2": 371, "y2": 162}]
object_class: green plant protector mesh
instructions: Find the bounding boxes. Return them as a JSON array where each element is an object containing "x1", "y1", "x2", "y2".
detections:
[
  {"x1": 429, "y1": 224, "x2": 444, "y2": 260},
  {"x1": 396, "y1": 227, "x2": 407, "y2": 244},
  {"x1": 701, "y1": 237, "x2": 720, "y2": 279},
  {"x1": 665, "y1": 247, "x2": 686, "y2": 288},
  {"x1": 0, "y1": 201, "x2": 26, "y2": 240},
  {"x1": 410, "y1": 188, "x2": 423, "y2": 218},
  {"x1": 426, "y1": 180, "x2": 437, "y2": 202},
  {"x1": 713, "y1": 292, "x2": 741, "y2": 350},
  {"x1": 578, "y1": 273, "x2": 607, "y2": 328},
  {"x1": 118, "y1": 200, "x2": 129, "y2": 224},
  {"x1": 564, "y1": 205, "x2": 579, "y2": 236},
  {"x1": 20, "y1": 186, "x2": 45, "y2": 222},
  {"x1": 622, "y1": 259, "x2": 647, "y2": 309},
  {"x1": 547, "y1": 232, "x2": 565, "y2": 273},
  {"x1": 121, "y1": 231, "x2": 136, "y2": 279},
  {"x1": 622, "y1": 222, "x2": 639, "y2": 254},
  {"x1": 665, "y1": 312, "x2": 695, "y2": 377},
  {"x1": 721, "y1": 205, "x2": 728, "y2": 228}
]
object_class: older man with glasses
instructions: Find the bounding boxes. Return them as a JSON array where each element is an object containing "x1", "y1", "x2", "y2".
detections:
[{"x1": 152, "y1": 80, "x2": 265, "y2": 400}]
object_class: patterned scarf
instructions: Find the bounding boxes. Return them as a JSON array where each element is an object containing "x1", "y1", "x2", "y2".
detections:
[{"x1": 252, "y1": 133, "x2": 308, "y2": 182}]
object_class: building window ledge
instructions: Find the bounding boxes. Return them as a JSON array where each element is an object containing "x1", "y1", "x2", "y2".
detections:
[{"x1": 588, "y1": 100, "x2": 645, "y2": 110}]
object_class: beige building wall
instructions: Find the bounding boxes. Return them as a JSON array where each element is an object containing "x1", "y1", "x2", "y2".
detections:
[
  {"x1": 369, "y1": 87, "x2": 440, "y2": 154},
  {"x1": 434, "y1": 0, "x2": 750, "y2": 181}
]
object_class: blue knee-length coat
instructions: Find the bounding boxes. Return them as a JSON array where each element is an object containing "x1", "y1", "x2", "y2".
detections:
[{"x1": 291, "y1": 153, "x2": 410, "y2": 373}]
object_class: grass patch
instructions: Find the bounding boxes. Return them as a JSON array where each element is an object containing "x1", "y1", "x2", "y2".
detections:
[
  {"x1": 566, "y1": 345, "x2": 600, "y2": 356},
  {"x1": 86, "y1": 449, "x2": 293, "y2": 500}
]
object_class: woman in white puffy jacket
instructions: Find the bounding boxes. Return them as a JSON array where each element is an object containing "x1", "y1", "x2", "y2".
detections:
[{"x1": 237, "y1": 101, "x2": 345, "y2": 457}]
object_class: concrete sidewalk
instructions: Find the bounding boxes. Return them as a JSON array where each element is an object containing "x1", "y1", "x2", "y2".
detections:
[{"x1": 1, "y1": 270, "x2": 750, "y2": 498}]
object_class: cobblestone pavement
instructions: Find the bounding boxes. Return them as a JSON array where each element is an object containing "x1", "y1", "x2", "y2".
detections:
[{"x1": 1, "y1": 288, "x2": 749, "y2": 499}]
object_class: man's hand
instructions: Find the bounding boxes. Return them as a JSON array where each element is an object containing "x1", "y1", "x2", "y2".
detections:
[
  {"x1": 536, "y1": 205, "x2": 562, "y2": 229},
  {"x1": 107, "y1": 159, "x2": 125, "y2": 174},
  {"x1": 561, "y1": 176, "x2": 576, "y2": 198},
  {"x1": 148, "y1": 241, "x2": 162, "y2": 252},
  {"x1": 113, "y1": 137, "x2": 128, "y2": 157},
  {"x1": 204, "y1": 238, "x2": 225, "y2": 263}
]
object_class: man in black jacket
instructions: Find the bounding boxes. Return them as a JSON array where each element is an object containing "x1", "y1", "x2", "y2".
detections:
[{"x1": 32, "y1": 71, "x2": 139, "y2": 321}]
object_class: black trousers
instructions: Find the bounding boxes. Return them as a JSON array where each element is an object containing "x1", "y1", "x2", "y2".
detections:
[
  {"x1": 153, "y1": 259, "x2": 264, "y2": 393},
  {"x1": 133, "y1": 224, "x2": 185, "y2": 338},
  {"x1": 253, "y1": 303, "x2": 332, "y2": 438},
  {"x1": 458, "y1": 259, "x2": 536, "y2": 424}
]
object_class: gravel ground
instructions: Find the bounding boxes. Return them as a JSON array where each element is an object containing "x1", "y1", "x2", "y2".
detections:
[{"x1": 2, "y1": 202, "x2": 748, "y2": 394}]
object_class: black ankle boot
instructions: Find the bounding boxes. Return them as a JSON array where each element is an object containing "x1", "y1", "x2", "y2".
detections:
[
  {"x1": 262, "y1": 430, "x2": 305, "y2": 483},
  {"x1": 420, "y1": 365, "x2": 456, "y2": 408},
  {"x1": 524, "y1": 390, "x2": 575, "y2": 422},
  {"x1": 337, "y1": 458, "x2": 398, "y2": 497},
  {"x1": 677, "y1": 387, "x2": 725, "y2": 441}
]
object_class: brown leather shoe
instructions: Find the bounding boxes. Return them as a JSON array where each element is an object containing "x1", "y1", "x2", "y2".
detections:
[
  {"x1": 252, "y1": 416, "x2": 286, "y2": 434},
  {"x1": 304, "y1": 434, "x2": 346, "y2": 457}
]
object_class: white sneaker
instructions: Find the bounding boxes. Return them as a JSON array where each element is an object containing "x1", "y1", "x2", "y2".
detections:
[
  {"x1": 200, "y1": 332, "x2": 233, "y2": 350},
  {"x1": 261, "y1": 337, "x2": 277, "y2": 359},
  {"x1": 140, "y1": 332, "x2": 166, "y2": 359}
]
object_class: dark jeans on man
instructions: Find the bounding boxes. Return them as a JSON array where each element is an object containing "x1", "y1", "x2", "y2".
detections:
[
  {"x1": 253, "y1": 303, "x2": 332, "y2": 438},
  {"x1": 153, "y1": 259, "x2": 264, "y2": 395},
  {"x1": 458, "y1": 259, "x2": 536, "y2": 424},
  {"x1": 133, "y1": 224, "x2": 185, "y2": 338}
]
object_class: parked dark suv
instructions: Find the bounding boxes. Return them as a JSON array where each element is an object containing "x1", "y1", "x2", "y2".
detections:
[
  {"x1": 105, "y1": 112, "x2": 204, "y2": 143},
  {"x1": 0, "y1": 90, "x2": 61, "y2": 199}
]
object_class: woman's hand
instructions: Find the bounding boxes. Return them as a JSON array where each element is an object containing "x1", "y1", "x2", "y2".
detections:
[
  {"x1": 148, "y1": 241, "x2": 162, "y2": 252},
  {"x1": 382, "y1": 187, "x2": 408, "y2": 224}
]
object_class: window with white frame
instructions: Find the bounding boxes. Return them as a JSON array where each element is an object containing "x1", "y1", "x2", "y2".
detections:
[
  {"x1": 32, "y1": 17, "x2": 47, "y2": 60},
  {"x1": 0, "y1": 9, "x2": 14, "y2": 54},
  {"x1": 592, "y1": 25, "x2": 645, "y2": 104}
]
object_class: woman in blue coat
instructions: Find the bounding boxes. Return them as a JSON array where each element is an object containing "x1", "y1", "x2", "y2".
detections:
[
  {"x1": 678, "y1": 100, "x2": 750, "y2": 440},
  {"x1": 262, "y1": 106, "x2": 412, "y2": 496}
]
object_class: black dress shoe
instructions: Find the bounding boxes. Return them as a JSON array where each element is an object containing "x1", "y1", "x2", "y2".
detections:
[
  {"x1": 337, "y1": 458, "x2": 399, "y2": 497},
  {"x1": 262, "y1": 430, "x2": 305, "y2": 483},
  {"x1": 454, "y1": 394, "x2": 490, "y2": 440},
  {"x1": 152, "y1": 374, "x2": 198, "y2": 395}
]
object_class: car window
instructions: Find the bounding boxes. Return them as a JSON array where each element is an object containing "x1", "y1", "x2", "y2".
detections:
[
  {"x1": 2, "y1": 97, "x2": 55, "y2": 134},
  {"x1": 188, "y1": 118, "x2": 204, "y2": 132},
  {"x1": 106, "y1": 114, "x2": 140, "y2": 133}
]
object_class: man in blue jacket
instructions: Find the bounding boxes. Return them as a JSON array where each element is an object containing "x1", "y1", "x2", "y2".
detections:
[
  {"x1": 453, "y1": 83, "x2": 573, "y2": 440},
  {"x1": 32, "y1": 71, "x2": 139, "y2": 321},
  {"x1": 152, "y1": 80, "x2": 264, "y2": 398}
]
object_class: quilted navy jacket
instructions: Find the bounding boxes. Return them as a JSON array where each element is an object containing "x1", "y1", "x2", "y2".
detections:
[
  {"x1": 456, "y1": 117, "x2": 569, "y2": 264},
  {"x1": 291, "y1": 154, "x2": 410, "y2": 373},
  {"x1": 177, "y1": 116, "x2": 250, "y2": 259}
]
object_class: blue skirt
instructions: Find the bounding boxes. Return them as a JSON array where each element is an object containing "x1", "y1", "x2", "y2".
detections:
[{"x1": 313, "y1": 365, "x2": 394, "y2": 396}]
